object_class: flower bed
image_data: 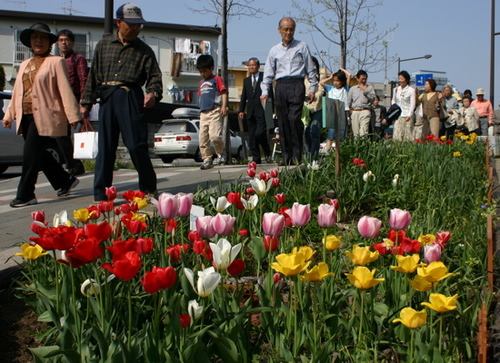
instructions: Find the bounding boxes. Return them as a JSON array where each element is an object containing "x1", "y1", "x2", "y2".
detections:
[{"x1": 14, "y1": 135, "x2": 492, "y2": 362}]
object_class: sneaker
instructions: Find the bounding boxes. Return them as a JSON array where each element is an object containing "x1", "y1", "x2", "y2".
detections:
[
  {"x1": 57, "y1": 176, "x2": 80, "y2": 197},
  {"x1": 10, "y1": 197, "x2": 37, "y2": 208},
  {"x1": 219, "y1": 153, "x2": 227, "y2": 165},
  {"x1": 200, "y1": 160, "x2": 214, "y2": 170}
]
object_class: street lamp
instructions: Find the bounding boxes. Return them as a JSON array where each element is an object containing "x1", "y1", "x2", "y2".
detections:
[{"x1": 397, "y1": 54, "x2": 432, "y2": 73}]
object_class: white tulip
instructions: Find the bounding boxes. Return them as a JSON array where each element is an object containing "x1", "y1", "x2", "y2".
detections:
[
  {"x1": 249, "y1": 177, "x2": 272, "y2": 196},
  {"x1": 210, "y1": 196, "x2": 231, "y2": 213},
  {"x1": 53, "y1": 210, "x2": 70, "y2": 227},
  {"x1": 363, "y1": 170, "x2": 376, "y2": 182},
  {"x1": 392, "y1": 174, "x2": 400, "y2": 187},
  {"x1": 241, "y1": 195, "x2": 259, "y2": 210},
  {"x1": 188, "y1": 299, "x2": 203, "y2": 321},
  {"x1": 209, "y1": 238, "x2": 242, "y2": 270},
  {"x1": 184, "y1": 267, "x2": 221, "y2": 298}
]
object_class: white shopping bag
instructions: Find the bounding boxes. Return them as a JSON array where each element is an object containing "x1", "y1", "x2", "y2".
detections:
[{"x1": 73, "y1": 131, "x2": 98, "y2": 159}]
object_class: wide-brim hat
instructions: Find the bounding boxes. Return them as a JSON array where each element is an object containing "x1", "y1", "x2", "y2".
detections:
[
  {"x1": 20, "y1": 23, "x2": 58, "y2": 48},
  {"x1": 116, "y1": 3, "x2": 147, "y2": 24},
  {"x1": 476, "y1": 88, "x2": 485, "y2": 95}
]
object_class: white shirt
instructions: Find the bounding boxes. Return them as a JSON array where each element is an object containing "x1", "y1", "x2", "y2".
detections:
[{"x1": 392, "y1": 85, "x2": 416, "y2": 118}]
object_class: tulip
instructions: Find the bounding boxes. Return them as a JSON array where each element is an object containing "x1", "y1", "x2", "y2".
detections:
[
  {"x1": 66, "y1": 237, "x2": 103, "y2": 268},
  {"x1": 391, "y1": 254, "x2": 421, "y2": 274},
  {"x1": 362, "y1": 170, "x2": 376, "y2": 181},
  {"x1": 227, "y1": 258, "x2": 245, "y2": 276},
  {"x1": 135, "y1": 237, "x2": 154, "y2": 254},
  {"x1": 247, "y1": 168, "x2": 256, "y2": 178},
  {"x1": 177, "y1": 193, "x2": 193, "y2": 217},
  {"x1": 184, "y1": 267, "x2": 221, "y2": 298},
  {"x1": 410, "y1": 275, "x2": 434, "y2": 292},
  {"x1": 209, "y1": 238, "x2": 242, "y2": 270},
  {"x1": 392, "y1": 174, "x2": 400, "y2": 187},
  {"x1": 30, "y1": 225, "x2": 79, "y2": 252},
  {"x1": 417, "y1": 261, "x2": 455, "y2": 283},
  {"x1": 249, "y1": 177, "x2": 272, "y2": 196},
  {"x1": 31, "y1": 211, "x2": 46, "y2": 223},
  {"x1": 388, "y1": 208, "x2": 411, "y2": 230},
  {"x1": 238, "y1": 229, "x2": 248, "y2": 237},
  {"x1": 330, "y1": 199, "x2": 339, "y2": 210},
  {"x1": 97, "y1": 200, "x2": 114, "y2": 213},
  {"x1": 435, "y1": 231, "x2": 451, "y2": 250},
  {"x1": 392, "y1": 308, "x2": 427, "y2": 329},
  {"x1": 275, "y1": 193, "x2": 286, "y2": 204},
  {"x1": 196, "y1": 216, "x2": 216, "y2": 238},
  {"x1": 273, "y1": 273, "x2": 281, "y2": 284},
  {"x1": 263, "y1": 235, "x2": 279, "y2": 252},
  {"x1": 121, "y1": 190, "x2": 146, "y2": 201},
  {"x1": 259, "y1": 171, "x2": 270, "y2": 182},
  {"x1": 271, "y1": 178, "x2": 280, "y2": 187},
  {"x1": 345, "y1": 245, "x2": 379, "y2": 265},
  {"x1": 418, "y1": 233, "x2": 436, "y2": 246},
  {"x1": 323, "y1": 235, "x2": 342, "y2": 250},
  {"x1": 300, "y1": 262, "x2": 334, "y2": 282},
  {"x1": 211, "y1": 213, "x2": 236, "y2": 236},
  {"x1": 345, "y1": 266, "x2": 385, "y2": 289},
  {"x1": 152, "y1": 193, "x2": 178, "y2": 219},
  {"x1": 317, "y1": 203, "x2": 337, "y2": 228},
  {"x1": 15, "y1": 243, "x2": 48, "y2": 260},
  {"x1": 248, "y1": 161, "x2": 257, "y2": 169},
  {"x1": 188, "y1": 300, "x2": 203, "y2": 321},
  {"x1": 271, "y1": 247, "x2": 313, "y2": 276},
  {"x1": 188, "y1": 230, "x2": 201, "y2": 243},
  {"x1": 53, "y1": 210, "x2": 70, "y2": 227},
  {"x1": 270, "y1": 169, "x2": 279, "y2": 178},
  {"x1": 102, "y1": 251, "x2": 142, "y2": 281},
  {"x1": 308, "y1": 160, "x2": 320, "y2": 170},
  {"x1": 179, "y1": 314, "x2": 191, "y2": 328},
  {"x1": 163, "y1": 219, "x2": 178, "y2": 233},
  {"x1": 124, "y1": 219, "x2": 147, "y2": 235},
  {"x1": 226, "y1": 192, "x2": 241, "y2": 204},
  {"x1": 74, "y1": 208, "x2": 90, "y2": 223},
  {"x1": 131, "y1": 197, "x2": 148, "y2": 210},
  {"x1": 141, "y1": 266, "x2": 177, "y2": 294},
  {"x1": 290, "y1": 202, "x2": 311, "y2": 227},
  {"x1": 105, "y1": 186, "x2": 117, "y2": 200},
  {"x1": 421, "y1": 293, "x2": 459, "y2": 313},
  {"x1": 241, "y1": 195, "x2": 259, "y2": 210},
  {"x1": 167, "y1": 244, "x2": 189, "y2": 263},
  {"x1": 357, "y1": 216, "x2": 382, "y2": 239},
  {"x1": 423, "y1": 243, "x2": 442, "y2": 264},
  {"x1": 210, "y1": 196, "x2": 231, "y2": 213},
  {"x1": 262, "y1": 212, "x2": 286, "y2": 237}
]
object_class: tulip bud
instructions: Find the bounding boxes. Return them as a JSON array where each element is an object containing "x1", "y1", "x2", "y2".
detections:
[
  {"x1": 272, "y1": 178, "x2": 280, "y2": 188},
  {"x1": 238, "y1": 229, "x2": 249, "y2": 237},
  {"x1": 270, "y1": 169, "x2": 279, "y2": 178},
  {"x1": 188, "y1": 230, "x2": 201, "y2": 243},
  {"x1": 357, "y1": 216, "x2": 382, "y2": 239},
  {"x1": 248, "y1": 161, "x2": 257, "y2": 170},
  {"x1": 227, "y1": 258, "x2": 245, "y2": 276},
  {"x1": 275, "y1": 193, "x2": 286, "y2": 204},
  {"x1": 226, "y1": 192, "x2": 241, "y2": 204},
  {"x1": 179, "y1": 314, "x2": 191, "y2": 328},
  {"x1": 424, "y1": 244, "x2": 442, "y2": 264},
  {"x1": 273, "y1": 273, "x2": 281, "y2": 284},
  {"x1": 114, "y1": 207, "x2": 122, "y2": 215},
  {"x1": 263, "y1": 235, "x2": 279, "y2": 252},
  {"x1": 330, "y1": 199, "x2": 339, "y2": 210},
  {"x1": 389, "y1": 208, "x2": 412, "y2": 230},
  {"x1": 259, "y1": 171, "x2": 269, "y2": 181},
  {"x1": 262, "y1": 212, "x2": 286, "y2": 237},
  {"x1": 246, "y1": 187, "x2": 255, "y2": 194},
  {"x1": 31, "y1": 211, "x2": 46, "y2": 223},
  {"x1": 105, "y1": 186, "x2": 117, "y2": 201},
  {"x1": 247, "y1": 168, "x2": 256, "y2": 178}
]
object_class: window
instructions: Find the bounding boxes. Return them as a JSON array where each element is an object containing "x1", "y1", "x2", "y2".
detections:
[
  {"x1": 174, "y1": 38, "x2": 212, "y2": 74},
  {"x1": 227, "y1": 73, "x2": 235, "y2": 87}
]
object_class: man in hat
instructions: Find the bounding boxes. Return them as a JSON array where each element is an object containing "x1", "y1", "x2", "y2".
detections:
[
  {"x1": 80, "y1": 3, "x2": 163, "y2": 202},
  {"x1": 471, "y1": 88, "x2": 494, "y2": 135}
]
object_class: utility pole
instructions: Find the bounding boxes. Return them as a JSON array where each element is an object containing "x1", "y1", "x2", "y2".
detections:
[
  {"x1": 221, "y1": 0, "x2": 231, "y2": 163},
  {"x1": 104, "y1": 0, "x2": 114, "y2": 36}
]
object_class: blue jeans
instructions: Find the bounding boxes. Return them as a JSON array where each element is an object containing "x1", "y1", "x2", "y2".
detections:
[{"x1": 305, "y1": 110, "x2": 321, "y2": 159}]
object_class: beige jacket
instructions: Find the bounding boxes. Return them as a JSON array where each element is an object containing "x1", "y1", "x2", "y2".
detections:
[{"x1": 4, "y1": 56, "x2": 81, "y2": 137}]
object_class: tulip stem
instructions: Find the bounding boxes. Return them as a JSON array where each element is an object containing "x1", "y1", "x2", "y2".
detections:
[
  {"x1": 439, "y1": 314, "x2": 443, "y2": 353},
  {"x1": 358, "y1": 289, "x2": 365, "y2": 345},
  {"x1": 322, "y1": 229, "x2": 327, "y2": 263},
  {"x1": 127, "y1": 280, "x2": 133, "y2": 354},
  {"x1": 409, "y1": 329, "x2": 415, "y2": 363}
]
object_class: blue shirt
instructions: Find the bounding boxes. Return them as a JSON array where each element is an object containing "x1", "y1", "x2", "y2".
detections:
[
  {"x1": 198, "y1": 75, "x2": 226, "y2": 112},
  {"x1": 261, "y1": 39, "x2": 318, "y2": 96}
]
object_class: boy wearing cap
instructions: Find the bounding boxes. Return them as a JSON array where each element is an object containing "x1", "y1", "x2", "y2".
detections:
[
  {"x1": 471, "y1": 88, "x2": 494, "y2": 136},
  {"x1": 80, "y1": 3, "x2": 163, "y2": 202}
]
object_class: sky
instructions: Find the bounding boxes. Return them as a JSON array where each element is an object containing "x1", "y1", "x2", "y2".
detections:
[{"x1": 2, "y1": 0, "x2": 498, "y2": 103}]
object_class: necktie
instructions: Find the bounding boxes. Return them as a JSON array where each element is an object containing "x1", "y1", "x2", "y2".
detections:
[{"x1": 252, "y1": 75, "x2": 257, "y2": 90}]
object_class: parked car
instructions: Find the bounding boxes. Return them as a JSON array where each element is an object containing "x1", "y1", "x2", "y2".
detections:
[
  {"x1": 0, "y1": 91, "x2": 65, "y2": 174},
  {"x1": 153, "y1": 108, "x2": 244, "y2": 163}
]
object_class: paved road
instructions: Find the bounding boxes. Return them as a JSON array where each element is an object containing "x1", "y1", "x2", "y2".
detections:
[{"x1": 0, "y1": 159, "x2": 273, "y2": 270}]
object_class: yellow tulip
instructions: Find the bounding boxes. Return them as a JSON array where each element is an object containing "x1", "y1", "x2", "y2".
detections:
[
  {"x1": 300, "y1": 262, "x2": 334, "y2": 281},
  {"x1": 421, "y1": 293, "x2": 459, "y2": 313},
  {"x1": 409, "y1": 275, "x2": 434, "y2": 292},
  {"x1": 345, "y1": 266, "x2": 384, "y2": 289},
  {"x1": 132, "y1": 197, "x2": 148, "y2": 210},
  {"x1": 391, "y1": 254, "x2": 421, "y2": 274},
  {"x1": 15, "y1": 243, "x2": 48, "y2": 260},
  {"x1": 417, "y1": 233, "x2": 436, "y2": 246},
  {"x1": 73, "y1": 208, "x2": 90, "y2": 223},
  {"x1": 132, "y1": 213, "x2": 147, "y2": 222},
  {"x1": 291, "y1": 246, "x2": 315, "y2": 261},
  {"x1": 271, "y1": 250, "x2": 312, "y2": 276},
  {"x1": 417, "y1": 261, "x2": 455, "y2": 283},
  {"x1": 345, "y1": 245, "x2": 379, "y2": 266},
  {"x1": 453, "y1": 151, "x2": 462, "y2": 157},
  {"x1": 393, "y1": 307, "x2": 427, "y2": 329},
  {"x1": 323, "y1": 235, "x2": 342, "y2": 250}
]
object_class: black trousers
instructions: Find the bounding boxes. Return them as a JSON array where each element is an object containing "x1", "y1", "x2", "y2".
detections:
[
  {"x1": 275, "y1": 78, "x2": 305, "y2": 164},
  {"x1": 17, "y1": 114, "x2": 71, "y2": 200},
  {"x1": 94, "y1": 87, "x2": 157, "y2": 201},
  {"x1": 247, "y1": 113, "x2": 270, "y2": 162}
]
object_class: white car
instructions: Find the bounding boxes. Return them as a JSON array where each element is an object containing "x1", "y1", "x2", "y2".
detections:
[{"x1": 153, "y1": 108, "x2": 244, "y2": 163}]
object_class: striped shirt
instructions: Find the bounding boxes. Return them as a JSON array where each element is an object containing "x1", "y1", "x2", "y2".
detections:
[{"x1": 81, "y1": 33, "x2": 162, "y2": 105}]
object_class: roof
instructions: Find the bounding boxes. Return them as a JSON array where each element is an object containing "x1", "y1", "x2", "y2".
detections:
[{"x1": 0, "y1": 9, "x2": 221, "y2": 35}]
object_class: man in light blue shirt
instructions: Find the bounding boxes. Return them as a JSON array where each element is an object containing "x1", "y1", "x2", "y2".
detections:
[{"x1": 261, "y1": 17, "x2": 317, "y2": 165}]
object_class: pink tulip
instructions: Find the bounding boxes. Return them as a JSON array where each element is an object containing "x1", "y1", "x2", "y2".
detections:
[
  {"x1": 105, "y1": 186, "x2": 117, "y2": 201},
  {"x1": 290, "y1": 202, "x2": 311, "y2": 227},
  {"x1": 195, "y1": 216, "x2": 216, "y2": 238},
  {"x1": 357, "y1": 216, "x2": 382, "y2": 239},
  {"x1": 317, "y1": 203, "x2": 337, "y2": 228},
  {"x1": 262, "y1": 212, "x2": 286, "y2": 236},
  {"x1": 436, "y1": 231, "x2": 451, "y2": 250},
  {"x1": 211, "y1": 213, "x2": 236, "y2": 236},
  {"x1": 388, "y1": 208, "x2": 412, "y2": 230},
  {"x1": 152, "y1": 193, "x2": 178, "y2": 219},
  {"x1": 177, "y1": 193, "x2": 193, "y2": 217},
  {"x1": 424, "y1": 243, "x2": 442, "y2": 264}
]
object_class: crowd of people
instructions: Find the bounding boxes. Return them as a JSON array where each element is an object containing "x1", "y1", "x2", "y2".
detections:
[{"x1": 2, "y1": 4, "x2": 495, "y2": 207}]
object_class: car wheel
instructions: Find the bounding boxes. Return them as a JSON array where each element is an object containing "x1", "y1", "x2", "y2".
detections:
[
  {"x1": 0, "y1": 165, "x2": 8, "y2": 174},
  {"x1": 161, "y1": 156, "x2": 175, "y2": 163},
  {"x1": 194, "y1": 148, "x2": 203, "y2": 162}
]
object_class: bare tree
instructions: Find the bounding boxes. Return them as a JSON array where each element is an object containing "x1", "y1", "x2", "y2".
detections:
[{"x1": 291, "y1": 0, "x2": 397, "y2": 74}]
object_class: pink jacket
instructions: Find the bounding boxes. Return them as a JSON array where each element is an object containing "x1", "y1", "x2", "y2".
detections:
[{"x1": 4, "y1": 56, "x2": 81, "y2": 137}]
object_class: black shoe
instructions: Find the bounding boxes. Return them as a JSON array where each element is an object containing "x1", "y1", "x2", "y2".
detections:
[
  {"x1": 68, "y1": 162, "x2": 85, "y2": 176},
  {"x1": 10, "y1": 197, "x2": 37, "y2": 208},
  {"x1": 57, "y1": 177, "x2": 80, "y2": 197}
]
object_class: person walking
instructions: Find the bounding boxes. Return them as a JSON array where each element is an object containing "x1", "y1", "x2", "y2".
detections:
[
  {"x1": 391, "y1": 71, "x2": 416, "y2": 141},
  {"x1": 80, "y1": 3, "x2": 163, "y2": 202},
  {"x1": 2, "y1": 23, "x2": 81, "y2": 207},
  {"x1": 238, "y1": 57, "x2": 271, "y2": 164},
  {"x1": 347, "y1": 70, "x2": 376, "y2": 137},
  {"x1": 419, "y1": 78, "x2": 444, "y2": 138},
  {"x1": 471, "y1": 88, "x2": 494, "y2": 136},
  {"x1": 57, "y1": 29, "x2": 88, "y2": 176},
  {"x1": 261, "y1": 17, "x2": 317, "y2": 166}
]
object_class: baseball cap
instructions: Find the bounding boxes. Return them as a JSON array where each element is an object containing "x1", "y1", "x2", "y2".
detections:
[
  {"x1": 116, "y1": 3, "x2": 146, "y2": 24},
  {"x1": 476, "y1": 88, "x2": 485, "y2": 95}
]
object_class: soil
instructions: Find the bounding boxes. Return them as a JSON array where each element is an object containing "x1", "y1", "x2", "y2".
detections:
[{"x1": 0, "y1": 270, "x2": 47, "y2": 363}]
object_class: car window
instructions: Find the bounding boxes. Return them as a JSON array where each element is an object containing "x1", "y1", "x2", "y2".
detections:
[{"x1": 158, "y1": 121, "x2": 196, "y2": 133}]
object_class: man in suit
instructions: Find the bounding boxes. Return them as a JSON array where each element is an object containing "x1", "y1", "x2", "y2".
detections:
[{"x1": 238, "y1": 57, "x2": 271, "y2": 164}]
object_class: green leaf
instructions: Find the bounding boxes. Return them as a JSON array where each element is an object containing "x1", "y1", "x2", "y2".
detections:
[
  {"x1": 248, "y1": 236, "x2": 267, "y2": 262},
  {"x1": 212, "y1": 336, "x2": 242, "y2": 363}
]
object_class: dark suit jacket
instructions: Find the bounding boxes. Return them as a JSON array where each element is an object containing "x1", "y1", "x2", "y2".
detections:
[{"x1": 238, "y1": 72, "x2": 273, "y2": 119}]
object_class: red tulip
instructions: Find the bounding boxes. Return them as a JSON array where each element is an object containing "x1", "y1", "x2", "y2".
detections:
[
  {"x1": 263, "y1": 235, "x2": 279, "y2": 252},
  {"x1": 88, "y1": 206, "x2": 101, "y2": 220},
  {"x1": 66, "y1": 236, "x2": 103, "y2": 268},
  {"x1": 97, "y1": 201, "x2": 114, "y2": 213},
  {"x1": 248, "y1": 161, "x2": 257, "y2": 170},
  {"x1": 136, "y1": 237, "x2": 154, "y2": 254},
  {"x1": 330, "y1": 199, "x2": 339, "y2": 210},
  {"x1": 193, "y1": 240, "x2": 207, "y2": 254},
  {"x1": 124, "y1": 219, "x2": 147, "y2": 234},
  {"x1": 278, "y1": 207, "x2": 293, "y2": 227},
  {"x1": 84, "y1": 222, "x2": 112, "y2": 243},
  {"x1": 105, "y1": 186, "x2": 117, "y2": 201},
  {"x1": 188, "y1": 230, "x2": 201, "y2": 243},
  {"x1": 275, "y1": 193, "x2": 286, "y2": 204},
  {"x1": 114, "y1": 207, "x2": 122, "y2": 215},
  {"x1": 388, "y1": 208, "x2": 412, "y2": 230},
  {"x1": 141, "y1": 266, "x2": 177, "y2": 294},
  {"x1": 259, "y1": 171, "x2": 270, "y2": 182},
  {"x1": 372, "y1": 242, "x2": 390, "y2": 255},
  {"x1": 435, "y1": 231, "x2": 451, "y2": 250},
  {"x1": 401, "y1": 238, "x2": 421, "y2": 254},
  {"x1": 163, "y1": 219, "x2": 178, "y2": 233},
  {"x1": 238, "y1": 229, "x2": 249, "y2": 237},
  {"x1": 247, "y1": 168, "x2": 256, "y2": 178},
  {"x1": 179, "y1": 314, "x2": 191, "y2": 328},
  {"x1": 167, "y1": 244, "x2": 190, "y2": 262},
  {"x1": 273, "y1": 273, "x2": 281, "y2": 284},
  {"x1": 106, "y1": 238, "x2": 138, "y2": 255},
  {"x1": 270, "y1": 169, "x2": 279, "y2": 178},
  {"x1": 226, "y1": 192, "x2": 241, "y2": 204},
  {"x1": 357, "y1": 216, "x2": 382, "y2": 239},
  {"x1": 30, "y1": 225, "x2": 80, "y2": 251},
  {"x1": 31, "y1": 211, "x2": 46, "y2": 223},
  {"x1": 271, "y1": 178, "x2": 280, "y2": 188},
  {"x1": 227, "y1": 258, "x2": 245, "y2": 276},
  {"x1": 102, "y1": 251, "x2": 142, "y2": 280},
  {"x1": 121, "y1": 190, "x2": 146, "y2": 202},
  {"x1": 246, "y1": 187, "x2": 255, "y2": 194}
]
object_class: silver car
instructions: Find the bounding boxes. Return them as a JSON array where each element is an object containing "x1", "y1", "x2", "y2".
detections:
[{"x1": 153, "y1": 108, "x2": 244, "y2": 163}]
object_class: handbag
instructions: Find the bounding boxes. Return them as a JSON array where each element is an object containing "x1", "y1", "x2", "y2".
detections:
[
  {"x1": 436, "y1": 100, "x2": 448, "y2": 122},
  {"x1": 73, "y1": 123, "x2": 98, "y2": 159}
]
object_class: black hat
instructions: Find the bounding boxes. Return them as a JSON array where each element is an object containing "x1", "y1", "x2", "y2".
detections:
[{"x1": 20, "y1": 23, "x2": 58, "y2": 48}]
